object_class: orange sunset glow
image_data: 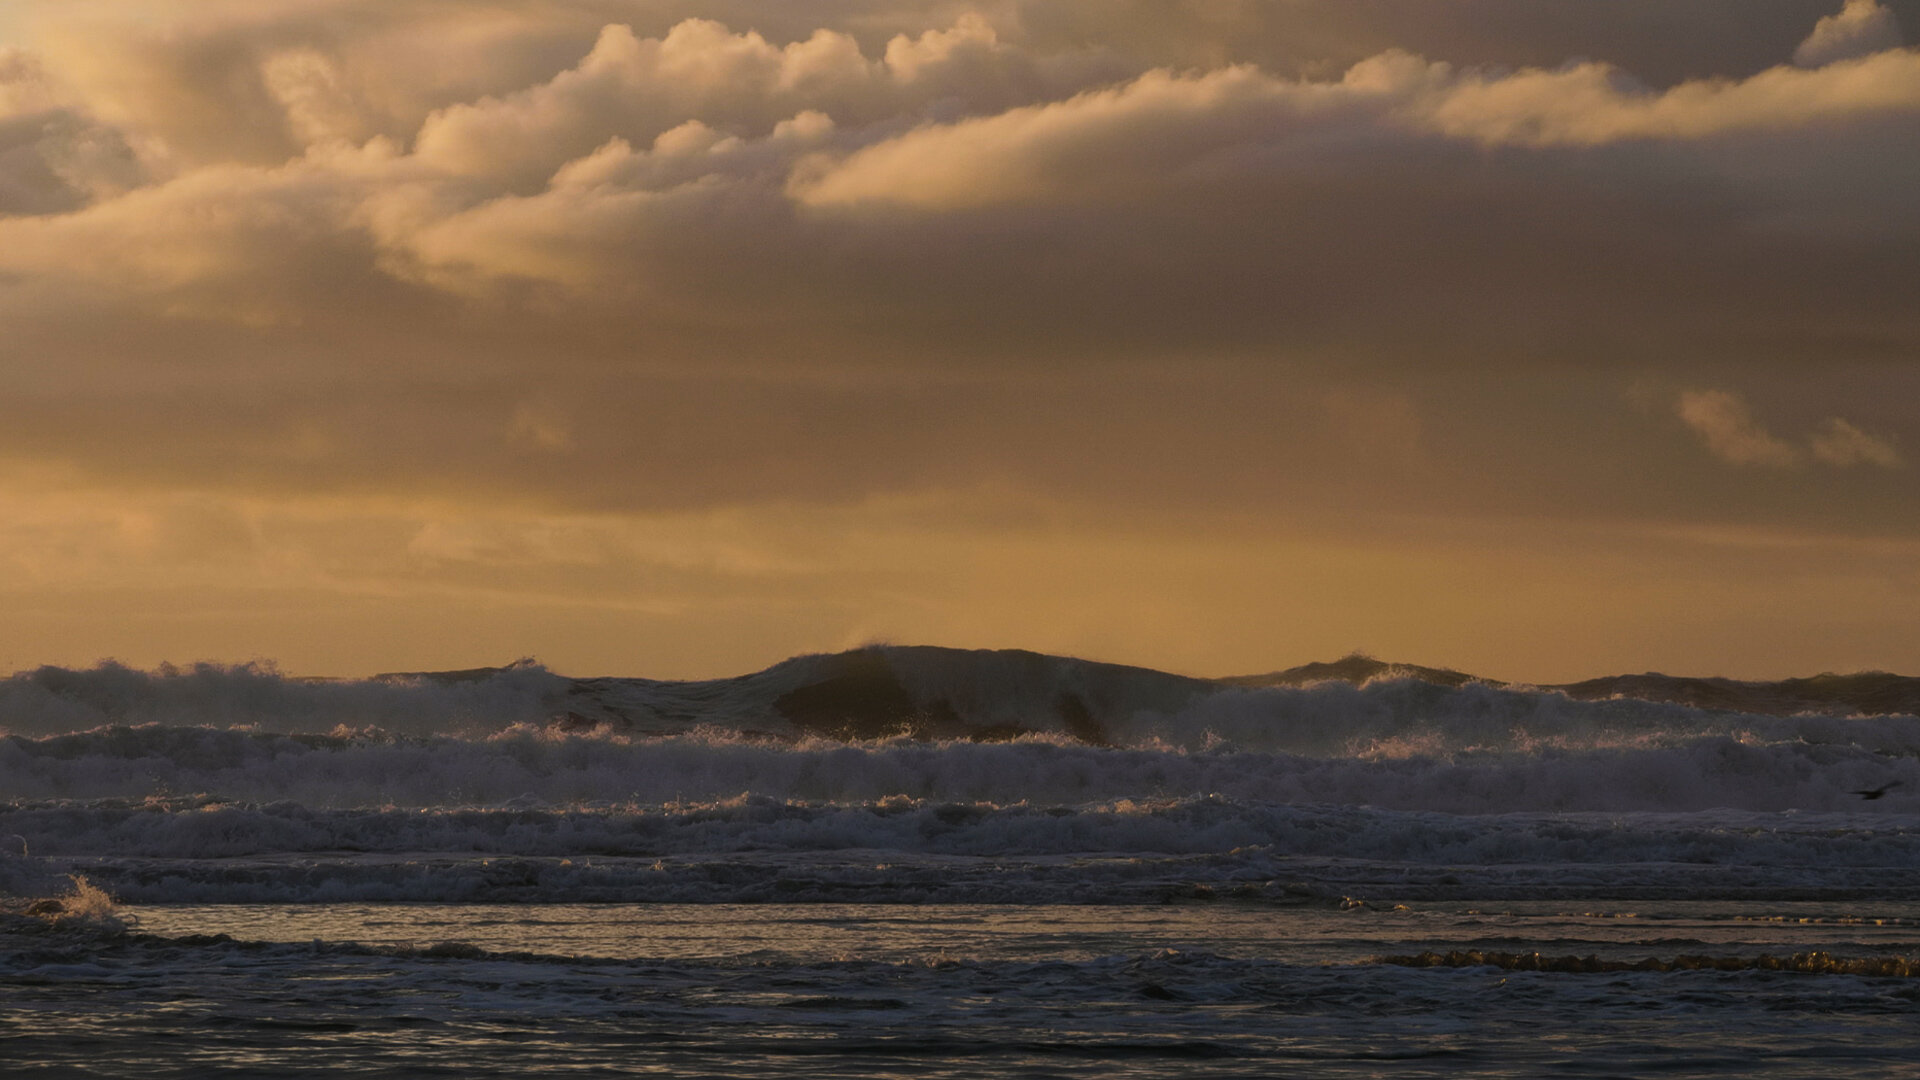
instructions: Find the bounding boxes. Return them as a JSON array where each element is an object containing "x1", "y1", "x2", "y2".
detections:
[{"x1": 2, "y1": 0, "x2": 1917, "y2": 682}]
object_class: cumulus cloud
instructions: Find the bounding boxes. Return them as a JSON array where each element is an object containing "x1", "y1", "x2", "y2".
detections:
[
  {"x1": 404, "y1": 15, "x2": 1123, "y2": 191},
  {"x1": 0, "y1": 2, "x2": 1912, "y2": 518},
  {"x1": 4, "y1": 2, "x2": 1913, "y2": 333},
  {"x1": 790, "y1": 43, "x2": 1920, "y2": 218},
  {"x1": 1410, "y1": 48, "x2": 1920, "y2": 146},
  {"x1": 789, "y1": 64, "x2": 1337, "y2": 209},
  {"x1": 0, "y1": 143, "x2": 402, "y2": 324},
  {"x1": 1796, "y1": 0, "x2": 1905, "y2": 67}
]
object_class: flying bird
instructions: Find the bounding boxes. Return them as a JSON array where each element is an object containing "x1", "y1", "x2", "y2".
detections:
[{"x1": 1852, "y1": 781, "x2": 1903, "y2": 800}]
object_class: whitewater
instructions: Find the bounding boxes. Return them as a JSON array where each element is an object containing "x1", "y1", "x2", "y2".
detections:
[{"x1": 5, "y1": 647, "x2": 1919, "y2": 1077}]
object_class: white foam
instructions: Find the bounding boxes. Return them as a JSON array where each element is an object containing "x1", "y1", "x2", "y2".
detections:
[{"x1": 2, "y1": 725, "x2": 1914, "y2": 813}]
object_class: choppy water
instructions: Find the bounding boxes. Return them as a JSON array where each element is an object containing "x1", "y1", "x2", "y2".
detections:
[
  {"x1": 4, "y1": 653, "x2": 1919, "y2": 1075},
  {"x1": 6, "y1": 903, "x2": 1920, "y2": 1078}
]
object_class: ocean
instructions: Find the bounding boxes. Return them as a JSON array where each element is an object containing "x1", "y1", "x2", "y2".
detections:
[{"x1": 4, "y1": 647, "x2": 1918, "y2": 1077}]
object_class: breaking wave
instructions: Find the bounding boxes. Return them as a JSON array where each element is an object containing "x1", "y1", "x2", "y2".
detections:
[
  {"x1": 7, "y1": 649, "x2": 1920, "y2": 755},
  {"x1": 0, "y1": 661, "x2": 565, "y2": 739},
  {"x1": 5, "y1": 648, "x2": 1916, "y2": 907},
  {"x1": 1, "y1": 725, "x2": 1916, "y2": 812}
]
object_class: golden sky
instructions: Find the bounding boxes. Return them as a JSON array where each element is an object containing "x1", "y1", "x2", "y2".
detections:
[{"x1": 2, "y1": 0, "x2": 1917, "y2": 681}]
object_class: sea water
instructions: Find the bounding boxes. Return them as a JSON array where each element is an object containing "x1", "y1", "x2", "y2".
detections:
[
  {"x1": 7, "y1": 901, "x2": 1920, "y2": 1078},
  {"x1": 4, "y1": 658, "x2": 1919, "y2": 1076}
]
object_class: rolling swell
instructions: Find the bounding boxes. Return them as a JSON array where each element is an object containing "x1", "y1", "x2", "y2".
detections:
[
  {"x1": 10, "y1": 794, "x2": 1920, "y2": 862},
  {"x1": 1, "y1": 726, "x2": 1916, "y2": 812}
]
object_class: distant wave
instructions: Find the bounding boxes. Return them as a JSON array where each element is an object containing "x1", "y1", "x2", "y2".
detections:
[
  {"x1": 1, "y1": 726, "x2": 1916, "y2": 812},
  {"x1": 11, "y1": 792, "x2": 1920, "y2": 861},
  {"x1": 10, "y1": 796, "x2": 1920, "y2": 904},
  {"x1": 0, "y1": 661, "x2": 566, "y2": 738},
  {"x1": 7, "y1": 648, "x2": 1920, "y2": 755}
]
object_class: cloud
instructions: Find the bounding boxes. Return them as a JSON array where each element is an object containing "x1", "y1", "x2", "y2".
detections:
[
  {"x1": 0, "y1": 142, "x2": 404, "y2": 323},
  {"x1": 789, "y1": 64, "x2": 1337, "y2": 210},
  {"x1": 1796, "y1": 0, "x2": 1906, "y2": 67},
  {"x1": 1676, "y1": 391, "x2": 1806, "y2": 468},
  {"x1": 795, "y1": 39, "x2": 1920, "y2": 214},
  {"x1": 0, "y1": 2, "x2": 1913, "y2": 524},
  {"x1": 1, "y1": 5, "x2": 1915, "y2": 332},
  {"x1": 1811, "y1": 416, "x2": 1904, "y2": 467},
  {"x1": 1677, "y1": 390, "x2": 1904, "y2": 470},
  {"x1": 405, "y1": 15, "x2": 1124, "y2": 191},
  {"x1": 506, "y1": 401, "x2": 575, "y2": 453},
  {"x1": 0, "y1": 3, "x2": 1916, "y2": 686},
  {"x1": 1410, "y1": 48, "x2": 1920, "y2": 147},
  {"x1": 0, "y1": 48, "x2": 145, "y2": 213}
]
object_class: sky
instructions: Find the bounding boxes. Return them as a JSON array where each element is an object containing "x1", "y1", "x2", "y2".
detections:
[{"x1": 1, "y1": 0, "x2": 1917, "y2": 682}]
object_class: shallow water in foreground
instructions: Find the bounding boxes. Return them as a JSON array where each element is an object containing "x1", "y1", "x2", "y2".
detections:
[{"x1": 6, "y1": 901, "x2": 1919, "y2": 1079}]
